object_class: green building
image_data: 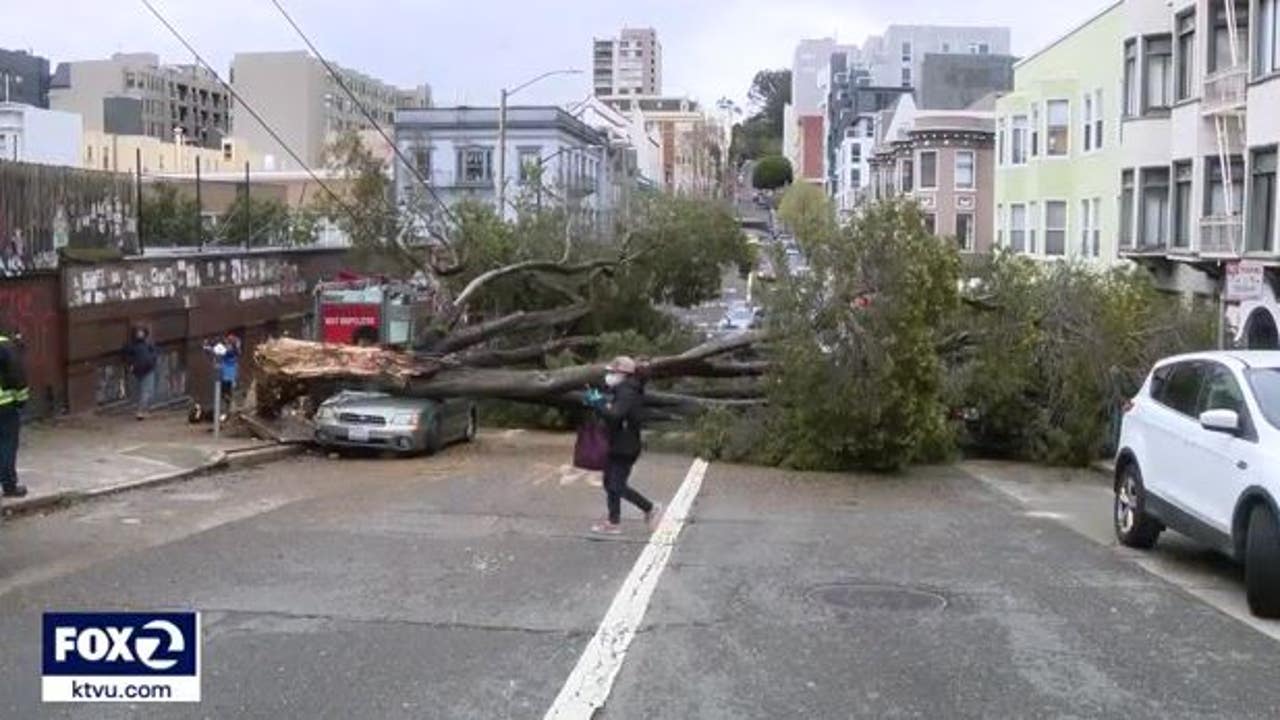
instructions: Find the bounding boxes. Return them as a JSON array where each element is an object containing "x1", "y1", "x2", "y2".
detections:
[{"x1": 994, "y1": 2, "x2": 1126, "y2": 264}]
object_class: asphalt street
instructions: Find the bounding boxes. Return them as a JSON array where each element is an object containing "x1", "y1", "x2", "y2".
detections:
[{"x1": 3, "y1": 433, "x2": 1280, "y2": 719}]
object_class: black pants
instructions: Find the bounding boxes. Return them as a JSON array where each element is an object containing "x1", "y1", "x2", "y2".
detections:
[
  {"x1": 603, "y1": 455, "x2": 652, "y2": 524},
  {"x1": 0, "y1": 405, "x2": 20, "y2": 491}
]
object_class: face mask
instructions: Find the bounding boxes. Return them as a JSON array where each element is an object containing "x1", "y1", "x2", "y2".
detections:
[{"x1": 604, "y1": 372, "x2": 626, "y2": 388}]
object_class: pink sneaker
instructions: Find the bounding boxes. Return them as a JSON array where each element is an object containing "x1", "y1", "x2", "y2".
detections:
[
  {"x1": 645, "y1": 503, "x2": 664, "y2": 531},
  {"x1": 591, "y1": 522, "x2": 623, "y2": 536}
]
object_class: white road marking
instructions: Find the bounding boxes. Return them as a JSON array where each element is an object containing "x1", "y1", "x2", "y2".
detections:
[{"x1": 543, "y1": 458, "x2": 709, "y2": 720}]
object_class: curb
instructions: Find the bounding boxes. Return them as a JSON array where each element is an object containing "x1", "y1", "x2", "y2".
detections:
[{"x1": 1, "y1": 443, "x2": 305, "y2": 519}]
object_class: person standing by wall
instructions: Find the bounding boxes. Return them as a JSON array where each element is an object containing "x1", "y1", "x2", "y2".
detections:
[
  {"x1": 122, "y1": 326, "x2": 158, "y2": 421},
  {"x1": 215, "y1": 332, "x2": 241, "y2": 422},
  {"x1": 0, "y1": 328, "x2": 30, "y2": 498}
]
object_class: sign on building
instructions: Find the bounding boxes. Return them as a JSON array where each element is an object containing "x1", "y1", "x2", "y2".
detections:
[{"x1": 1226, "y1": 261, "x2": 1266, "y2": 302}]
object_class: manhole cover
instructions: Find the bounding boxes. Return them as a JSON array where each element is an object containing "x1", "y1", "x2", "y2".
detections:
[{"x1": 807, "y1": 583, "x2": 947, "y2": 612}]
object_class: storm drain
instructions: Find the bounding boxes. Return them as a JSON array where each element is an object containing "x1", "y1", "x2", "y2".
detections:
[{"x1": 807, "y1": 583, "x2": 947, "y2": 613}]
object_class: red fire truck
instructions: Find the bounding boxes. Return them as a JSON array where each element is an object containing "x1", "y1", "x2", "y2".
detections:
[{"x1": 314, "y1": 272, "x2": 442, "y2": 348}]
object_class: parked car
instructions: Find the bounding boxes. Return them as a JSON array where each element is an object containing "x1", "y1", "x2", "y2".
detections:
[
  {"x1": 313, "y1": 391, "x2": 476, "y2": 455},
  {"x1": 1114, "y1": 351, "x2": 1280, "y2": 617},
  {"x1": 720, "y1": 303, "x2": 760, "y2": 332}
]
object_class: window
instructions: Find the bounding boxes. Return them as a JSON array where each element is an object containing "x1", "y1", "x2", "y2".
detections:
[
  {"x1": 1249, "y1": 148, "x2": 1277, "y2": 253},
  {"x1": 1157, "y1": 362, "x2": 1206, "y2": 416},
  {"x1": 901, "y1": 158, "x2": 914, "y2": 192},
  {"x1": 1121, "y1": 170, "x2": 1135, "y2": 247},
  {"x1": 979, "y1": 43, "x2": 990, "y2": 54},
  {"x1": 1010, "y1": 204, "x2": 1027, "y2": 252},
  {"x1": 1248, "y1": 369, "x2": 1280, "y2": 429},
  {"x1": 924, "y1": 214, "x2": 936, "y2": 235},
  {"x1": 1046, "y1": 100, "x2": 1069, "y2": 156},
  {"x1": 942, "y1": 43, "x2": 951, "y2": 53},
  {"x1": 1124, "y1": 40, "x2": 1139, "y2": 116},
  {"x1": 1176, "y1": 11, "x2": 1197, "y2": 100},
  {"x1": 919, "y1": 150, "x2": 938, "y2": 189},
  {"x1": 901, "y1": 67, "x2": 912, "y2": 86},
  {"x1": 996, "y1": 118, "x2": 1007, "y2": 166},
  {"x1": 1083, "y1": 94, "x2": 1094, "y2": 152},
  {"x1": 851, "y1": 167, "x2": 861, "y2": 189},
  {"x1": 1206, "y1": 155, "x2": 1246, "y2": 216},
  {"x1": 1140, "y1": 167, "x2": 1170, "y2": 248},
  {"x1": 457, "y1": 146, "x2": 492, "y2": 185},
  {"x1": 902, "y1": 41, "x2": 912, "y2": 61},
  {"x1": 1080, "y1": 198, "x2": 1101, "y2": 257},
  {"x1": 1045, "y1": 201, "x2": 1067, "y2": 256},
  {"x1": 1092, "y1": 90, "x2": 1104, "y2": 150},
  {"x1": 1144, "y1": 35, "x2": 1173, "y2": 111},
  {"x1": 518, "y1": 147, "x2": 541, "y2": 184},
  {"x1": 1030, "y1": 103, "x2": 1040, "y2": 157},
  {"x1": 1259, "y1": 0, "x2": 1280, "y2": 77},
  {"x1": 1210, "y1": 0, "x2": 1249, "y2": 73},
  {"x1": 996, "y1": 204, "x2": 1005, "y2": 247},
  {"x1": 955, "y1": 150, "x2": 975, "y2": 189},
  {"x1": 1174, "y1": 161, "x2": 1194, "y2": 248},
  {"x1": 956, "y1": 213, "x2": 974, "y2": 251},
  {"x1": 1011, "y1": 114, "x2": 1028, "y2": 165},
  {"x1": 1028, "y1": 201, "x2": 1039, "y2": 253},
  {"x1": 412, "y1": 147, "x2": 431, "y2": 179},
  {"x1": 1199, "y1": 365, "x2": 1247, "y2": 417}
]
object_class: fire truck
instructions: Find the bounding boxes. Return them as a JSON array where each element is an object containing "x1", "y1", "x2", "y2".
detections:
[{"x1": 313, "y1": 272, "x2": 442, "y2": 348}]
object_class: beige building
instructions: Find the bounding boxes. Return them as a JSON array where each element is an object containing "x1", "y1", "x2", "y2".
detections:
[
  {"x1": 82, "y1": 130, "x2": 262, "y2": 175},
  {"x1": 593, "y1": 28, "x2": 663, "y2": 97},
  {"x1": 230, "y1": 51, "x2": 429, "y2": 172},
  {"x1": 50, "y1": 53, "x2": 229, "y2": 148},
  {"x1": 602, "y1": 96, "x2": 722, "y2": 194}
]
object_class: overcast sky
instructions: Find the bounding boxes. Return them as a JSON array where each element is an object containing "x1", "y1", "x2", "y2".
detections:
[{"x1": 2, "y1": 0, "x2": 1107, "y2": 114}]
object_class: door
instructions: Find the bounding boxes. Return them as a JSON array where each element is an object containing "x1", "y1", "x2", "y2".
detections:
[
  {"x1": 1185, "y1": 363, "x2": 1255, "y2": 534},
  {"x1": 1142, "y1": 361, "x2": 1207, "y2": 515}
]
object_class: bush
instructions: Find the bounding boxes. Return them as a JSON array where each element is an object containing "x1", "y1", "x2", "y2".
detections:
[{"x1": 752, "y1": 155, "x2": 793, "y2": 190}]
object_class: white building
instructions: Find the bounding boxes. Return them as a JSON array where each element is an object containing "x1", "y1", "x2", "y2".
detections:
[
  {"x1": 593, "y1": 27, "x2": 662, "y2": 98},
  {"x1": 571, "y1": 95, "x2": 662, "y2": 188},
  {"x1": 0, "y1": 102, "x2": 82, "y2": 166},
  {"x1": 393, "y1": 106, "x2": 612, "y2": 224},
  {"x1": 860, "y1": 25, "x2": 1012, "y2": 89},
  {"x1": 1114, "y1": 0, "x2": 1280, "y2": 347},
  {"x1": 833, "y1": 116, "x2": 877, "y2": 215}
]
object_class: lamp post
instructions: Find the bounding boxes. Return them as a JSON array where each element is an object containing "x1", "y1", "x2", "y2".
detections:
[{"x1": 496, "y1": 69, "x2": 582, "y2": 216}]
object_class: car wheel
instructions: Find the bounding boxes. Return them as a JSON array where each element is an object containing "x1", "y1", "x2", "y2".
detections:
[
  {"x1": 1245, "y1": 505, "x2": 1280, "y2": 618},
  {"x1": 1114, "y1": 462, "x2": 1162, "y2": 549},
  {"x1": 462, "y1": 408, "x2": 477, "y2": 443}
]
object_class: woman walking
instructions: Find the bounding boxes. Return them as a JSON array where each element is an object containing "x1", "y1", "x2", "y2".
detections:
[{"x1": 586, "y1": 356, "x2": 661, "y2": 535}]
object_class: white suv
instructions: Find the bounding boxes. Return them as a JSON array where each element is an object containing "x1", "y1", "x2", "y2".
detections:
[{"x1": 1115, "y1": 351, "x2": 1280, "y2": 617}]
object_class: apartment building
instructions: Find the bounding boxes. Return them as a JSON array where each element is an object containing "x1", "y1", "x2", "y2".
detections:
[
  {"x1": 868, "y1": 95, "x2": 998, "y2": 253},
  {"x1": 593, "y1": 28, "x2": 662, "y2": 98},
  {"x1": 0, "y1": 48, "x2": 51, "y2": 108},
  {"x1": 231, "y1": 51, "x2": 430, "y2": 171},
  {"x1": 49, "y1": 53, "x2": 229, "y2": 148},
  {"x1": 860, "y1": 26, "x2": 1011, "y2": 89},
  {"x1": 993, "y1": 2, "x2": 1125, "y2": 264},
  {"x1": 603, "y1": 96, "x2": 722, "y2": 194},
  {"x1": 1114, "y1": 0, "x2": 1280, "y2": 344},
  {"x1": 784, "y1": 38, "x2": 838, "y2": 184}
]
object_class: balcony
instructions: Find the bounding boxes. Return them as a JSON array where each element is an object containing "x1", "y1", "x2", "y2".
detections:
[
  {"x1": 1198, "y1": 215, "x2": 1244, "y2": 256},
  {"x1": 1202, "y1": 66, "x2": 1248, "y2": 116}
]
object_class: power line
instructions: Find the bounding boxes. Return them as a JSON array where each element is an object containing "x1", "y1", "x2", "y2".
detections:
[
  {"x1": 137, "y1": 0, "x2": 362, "y2": 225},
  {"x1": 266, "y1": 0, "x2": 459, "y2": 229}
]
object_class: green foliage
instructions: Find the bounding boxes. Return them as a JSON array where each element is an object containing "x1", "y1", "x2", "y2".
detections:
[
  {"x1": 777, "y1": 182, "x2": 835, "y2": 249},
  {"x1": 731, "y1": 69, "x2": 791, "y2": 162},
  {"x1": 215, "y1": 194, "x2": 300, "y2": 247},
  {"x1": 755, "y1": 201, "x2": 960, "y2": 471},
  {"x1": 950, "y1": 253, "x2": 1216, "y2": 465},
  {"x1": 751, "y1": 155, "x2": 793, "y2": 190},
  {"x1": 140, "y1": 183, "x2": 202, "y2": 246}
]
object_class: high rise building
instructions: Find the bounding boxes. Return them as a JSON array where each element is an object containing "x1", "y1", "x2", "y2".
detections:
[
  {"x1": 49, "y1": 53, "x2": 229, "y2": 148},
  {"x1": 0, "y1": 48, "x2": 51, "y2": 108},
  {"x1": 231, "y1": 50, "x2": 430, "y2": 171},
  {"x1": 860, "y1": 25, "x2": 1011, "y2": 89},
  {"x1": 593, "y1": 28, "x2": 662, "y2": 97}
]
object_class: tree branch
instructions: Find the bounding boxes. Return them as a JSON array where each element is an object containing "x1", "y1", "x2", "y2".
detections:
[
  {"x1": 455, "y1": 336, "x2": 599, "y2": 367},
  {"x1": 428, "y1": 304, "x2": 591, "y2": 355}
]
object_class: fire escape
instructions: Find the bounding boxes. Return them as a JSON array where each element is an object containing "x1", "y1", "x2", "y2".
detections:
[{"x1": 1200, "y1": 0, "x2": 1248, "y2": 257}]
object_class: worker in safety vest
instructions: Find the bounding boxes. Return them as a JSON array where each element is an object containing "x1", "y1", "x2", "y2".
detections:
[{"x1": 0, "y1": 329, "x2": 30, "y2": 498}]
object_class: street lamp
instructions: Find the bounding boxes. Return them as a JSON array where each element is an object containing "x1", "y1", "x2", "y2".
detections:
[{"x1": 497, "y1": 68, "x2": 582, "y2": 215}]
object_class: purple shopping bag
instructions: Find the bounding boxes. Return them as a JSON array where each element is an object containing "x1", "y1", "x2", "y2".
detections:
[{"x1": 573, "y1": 419, "x2": 609, "y2": 471}]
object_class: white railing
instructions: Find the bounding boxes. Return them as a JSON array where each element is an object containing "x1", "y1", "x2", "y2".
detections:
[
  {"x1": 1203, "y1": 66, "x2": 1248, "y2": 116},
  {"x1": 1198, "y1": 215, "x2": 1244, "y2": 256}
]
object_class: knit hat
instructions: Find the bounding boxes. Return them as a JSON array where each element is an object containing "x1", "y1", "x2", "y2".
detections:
[{"x1": 606, "y1": 356, "x2": 637, "y2": 374}]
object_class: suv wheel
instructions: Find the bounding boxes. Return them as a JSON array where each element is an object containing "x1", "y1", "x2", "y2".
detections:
[
  {"x1": 1115, "y1": 463, "x2": 1162, "y2": 549},
  {"x1": 1245, "y1": 505, "x2": 1280, "y2": 618}
]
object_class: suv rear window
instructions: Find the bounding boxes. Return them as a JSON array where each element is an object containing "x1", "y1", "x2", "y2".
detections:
[
  {"x1": 1153, "y1": 361, "x2": 1204, "y2": 416},
  {"x1": 1247, "y1": 368, "x2": 1280, "y2": 430}
]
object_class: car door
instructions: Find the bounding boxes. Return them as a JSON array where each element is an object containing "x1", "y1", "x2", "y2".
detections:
[
  {"x1": 1184, "y1": 363, "x2": 1256, "y2": 534},
  {"x1": 1141, "y1": 361, "x2": 1207, "y2": 516}
]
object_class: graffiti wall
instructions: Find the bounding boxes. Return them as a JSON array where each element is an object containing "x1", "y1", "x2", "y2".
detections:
[
  {"x1": 64, "y1": 254, "x2": 306, "y2": 308},
  {"x1": 0, "y1": 274, "x2": 66, "y2": 416},
  {"x1": 0, "y1": 160, "x2": 137, "y2": 278}
]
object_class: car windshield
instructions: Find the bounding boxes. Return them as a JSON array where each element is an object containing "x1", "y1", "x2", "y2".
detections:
[{"x1": 1247, "y1": 368, "x2": 1280, "y2": 430}]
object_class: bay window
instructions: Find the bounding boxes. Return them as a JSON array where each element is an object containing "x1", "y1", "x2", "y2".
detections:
[
  {"x1": 1046, "y1": 99, "x2": 1069, "y2": 155},
  {"x1": 1144, "y1": 35, "x2": 1172, "y2": 112},
  {"x1": 1045, "y1": 201, "x2": 1067, "y2": 256}
]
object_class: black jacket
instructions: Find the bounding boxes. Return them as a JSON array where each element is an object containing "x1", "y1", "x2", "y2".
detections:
[
  {"x1": 123, "y1": 336, "x2": 157, "y2": 378},
  {"x1": 596, "y1": 378, "x2": 644, "y2": 459},
  {"x1": 0, "y1": 336, "x2": 27, "y2": 395}
]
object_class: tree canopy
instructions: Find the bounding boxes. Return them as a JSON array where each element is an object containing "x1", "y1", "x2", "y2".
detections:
[
  {"x1": 751, "y1": 155, "x2": 793, "y2": 190},
  {"x1": 731, "y1": 69, "x2": 791, "y2": 162}
]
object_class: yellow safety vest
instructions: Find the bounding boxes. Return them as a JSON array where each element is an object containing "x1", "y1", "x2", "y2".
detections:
[{"x1": 0, "y1": 335, "x2": 30, "y2": 407}]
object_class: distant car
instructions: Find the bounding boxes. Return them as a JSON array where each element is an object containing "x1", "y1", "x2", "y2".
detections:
[
  {"x1": 313, "y1": 391, "x2": 476, "y2": 455},
  {"x1": 720, "y1": 304, "x2": 760, "y2": 332},
  {"x1": 1114, "y1": 351, "x2": 1280, "y2": 617}
]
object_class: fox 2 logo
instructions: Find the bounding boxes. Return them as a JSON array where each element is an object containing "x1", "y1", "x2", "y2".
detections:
[{"x1": 43, "y1": 612, "x2": 199, "y2": 677}]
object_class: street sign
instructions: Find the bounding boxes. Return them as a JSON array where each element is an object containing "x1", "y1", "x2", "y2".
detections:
[{"x1": 1226, "y1": 261, "x2": 1265, "y2": 302}]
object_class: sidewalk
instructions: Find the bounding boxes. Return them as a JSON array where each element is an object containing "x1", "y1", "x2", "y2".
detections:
[{"x1": 2, "y1": 409, "x2": 301, "y2": 516}]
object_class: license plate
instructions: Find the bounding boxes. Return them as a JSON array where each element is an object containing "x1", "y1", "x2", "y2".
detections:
[{"x1": 347, "y1": 427, "x2": 370, "y2": 442}]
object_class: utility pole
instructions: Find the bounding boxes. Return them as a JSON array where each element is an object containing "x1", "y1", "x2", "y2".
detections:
[{"x1": 496, "y1": 88, "x2": 508, "y2": 216}]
